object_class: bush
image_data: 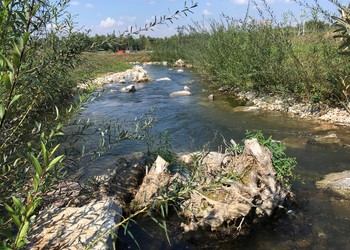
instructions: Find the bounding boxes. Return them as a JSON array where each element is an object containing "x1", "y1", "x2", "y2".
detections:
[{"x1": 150, "y1": 0, "x2": 350, "y2": 105}]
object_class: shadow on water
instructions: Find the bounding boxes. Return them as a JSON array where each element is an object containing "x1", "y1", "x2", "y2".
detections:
[{"x1": 68, "y1": 65, "x2": 350, "y2": 249}]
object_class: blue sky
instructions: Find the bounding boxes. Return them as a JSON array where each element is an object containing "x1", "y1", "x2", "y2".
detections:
[{"x1": 67, "y1": 0, "x2": 343, "y2": 37}]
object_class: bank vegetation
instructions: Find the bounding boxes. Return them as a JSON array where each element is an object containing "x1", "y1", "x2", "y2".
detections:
[{"x1": 150, "y1": 0, "x2": 350, "y2": 110}]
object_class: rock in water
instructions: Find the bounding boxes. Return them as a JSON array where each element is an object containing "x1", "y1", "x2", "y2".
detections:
[
  {"x1": 170, "y1": 90, "x2": 191, "y2": 97},
  {"x1": 307, "y1": 133, "x2": 341, "y2": 145},
  {"x1": 121, "y1": 84, "x2": 136, "y2": 92},
  {"x1": 316, "y1": 170, "x2": 350, "y2": 198},
  {"x1": 156, "y1": 77, "x2": 172, "y2": 81},
  {"x1": 134, "y1": 139, "x2": 292, "y2": 238}
]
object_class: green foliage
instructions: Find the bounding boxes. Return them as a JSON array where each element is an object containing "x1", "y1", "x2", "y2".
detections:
[
  {"x1": 69, "y1": 52, "x2": 133, "y2": 83},
  {"x1": 0, "y1": 0, "x2": 199, "y2": 248},
  {"x1": 1, "y1": 134, "x2": 64, "y2": 249},
  {"x1": 150, "y1": 0, "x2": 350, "y2": 106},
  {"x1": 0, "y1": 1, "x2": 88, "y2": 248},
  {"x1": 145, "y1": 131, "x2": 177, "y2": 165},
  {"x1": 244, "y1": 130, "x2": 297, "y2": 186}
]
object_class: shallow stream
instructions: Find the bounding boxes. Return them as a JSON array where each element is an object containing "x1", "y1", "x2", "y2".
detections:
[{"x1": 73, "y1": 65, "x2": 350, "y2": 249}]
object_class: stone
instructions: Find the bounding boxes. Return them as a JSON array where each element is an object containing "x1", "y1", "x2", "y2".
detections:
[
  {"x1": 170, "y1": 90, "x2": 191, "y2": 97},
  {"x1": 208, "y1": 94, "x2": 214, "y2": 100},
  {"x1": 134, "y1": 139, "x2": 291, "y2": 237},
  {"x1": 174, "y1": 59, "x2": 185, "y2": 67},
  {"x1": 307, "y1": 133, "x2": 341, "y2": 145},
  {"x1": 121, "y1": 85, "x2": 136, "y2": 93},
  {"x1": 134, "y1": 156, "x2": 171, "y2": 206},
  {"x1": 156, "y1": 77, "x2": 171, "y2": 81},
  {"x1": 28, "y1": 199, "x2": 122, "y2": 250},
  {"x1": 178, "y1": 139, "x2": 285, "y2": 232},
  {"x1": 316, "y1": 170, "x2": 350, "y2": 197},
  {"x1": 77, "y1": 65, "x2": 151, "y2": 90}
]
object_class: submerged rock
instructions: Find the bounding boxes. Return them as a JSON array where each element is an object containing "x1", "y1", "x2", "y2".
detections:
[
  {"x1": 307, "y1": 133, "x2": 341, "y2": 145},
  {"x1": 316, "y1": 170, "x2": 350, "y2": 198}
]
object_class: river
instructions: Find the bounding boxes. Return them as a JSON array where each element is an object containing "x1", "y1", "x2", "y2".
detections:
[{"x1": 72, "y1": 65, "x2": 350, "y2": 249}]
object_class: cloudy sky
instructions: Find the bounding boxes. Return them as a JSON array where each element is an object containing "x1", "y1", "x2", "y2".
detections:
[{"x1": 67, "y1": 0, "x2": 341, "y2": 37}]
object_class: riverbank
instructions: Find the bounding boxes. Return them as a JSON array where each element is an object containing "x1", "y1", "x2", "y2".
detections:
[
  {"x1": 144, "y1": 60, "x2": 350, "y2": 127},
  {"x1": 224, "y1": 88, "x2": 350, "y2": 126}
]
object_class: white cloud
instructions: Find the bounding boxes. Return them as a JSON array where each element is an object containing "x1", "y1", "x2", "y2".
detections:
[
  {"x1": 99, "y1": 17, "x2": 123, "y2": 28},
  {"x1": 98, "y1": 16, "x2": 136, "y2": 30},
  {"x1": 149, "y1": 1, "x2": 156, "y2": 4},
  {"x1": 206, "y1": 2, "x2": 211, "y2": 6},
  {"x1": 202, "y1": 9, "x2": 212, "y2": 16},
  {"x1": 70, "y1": 1, "x2": 79, "y2": 6},
  {"x1": 232, "y1": 0, "x2": 248, "y2": 4},
  {"x1": 85, "y1": 3, "x2": 94, "y2": 8}
]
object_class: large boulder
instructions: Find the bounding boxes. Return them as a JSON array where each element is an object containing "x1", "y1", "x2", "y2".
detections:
[
  {"x1": 130, "y1": 66, "x2": 152, "y2": 83},
  {"x1": 133, "y1": 139, "x2": 292, "y2": 237},
  {"x1": 28, "y1": 199, "x2": 122, "y2": 250}
]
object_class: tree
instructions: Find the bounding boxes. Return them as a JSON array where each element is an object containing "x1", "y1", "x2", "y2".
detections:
[{"x1": 0, "y1": 0, "x2": 198, "y2": 248}]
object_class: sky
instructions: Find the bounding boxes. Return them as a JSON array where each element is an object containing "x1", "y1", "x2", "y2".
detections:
[{"x1": 66, "y1": 0, "x2": 343, "y2": 37}]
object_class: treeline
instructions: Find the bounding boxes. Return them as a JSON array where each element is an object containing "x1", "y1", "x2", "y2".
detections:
[
  {"x1": 149, "y1": 8, "x2": 350, "y2": 107},
  {"x1": 70, "y1": 33, "x2": 156, "y2": 52}
]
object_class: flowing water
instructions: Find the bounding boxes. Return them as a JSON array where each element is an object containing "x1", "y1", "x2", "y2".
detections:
[{"x1": 73, "y1": 65, "x2": 350, "y2": 249}]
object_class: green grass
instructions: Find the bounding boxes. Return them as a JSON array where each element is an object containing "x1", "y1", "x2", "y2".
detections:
[{"x1": 69, "y1": 51, "x2": 151, "y2": 83}]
